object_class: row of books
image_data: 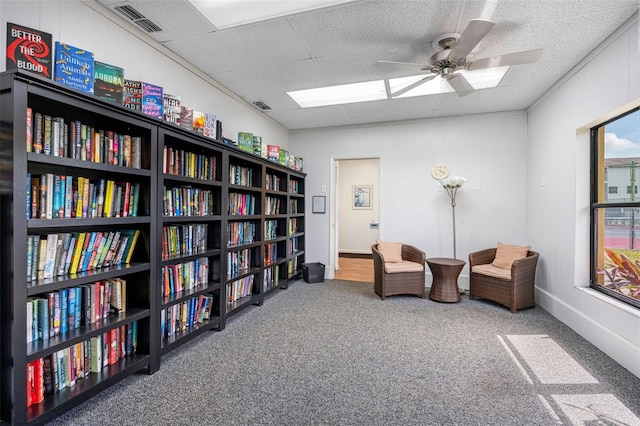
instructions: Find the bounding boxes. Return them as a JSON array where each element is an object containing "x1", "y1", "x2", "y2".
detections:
[
  {"x1": 289, "y1": 218, "x2": 300, "y2": 235},
  {"x1": 161, "y1": 224, "x2": 209, "y2": 260},
  {"x1": 26, "y1": 321, "x2": 138, "y2": 406},
  {"x1": 163, "y1": 146, "x2": 217, "y2": 180},
  {"x1": 26, "y1": 278, "x2": 126, "y2": 343},
  {"x1": 236, "y1": 132, "x2": 304, "y2": 172},
  {"x1": 290, "y1": 180, "x2": 302, "y2": 194},
  {"x1": 161, "y1": 294, "x2": 215, "y2": 340},
  {"x1": 265, "y1": 220, "x2": 279, "y2": 240},
  {"x1": 27, "y1": 173, "x2": 140, "y2": 220},
  {"x1": 163, "y1": 186, "x2": 215, "y2": 217},
  {"x1": 263, "y1": 265, "x2": 280, "y2": 291},
  {"x1": 227, "y1": 275, "x2": 254, "y2": 304},
  {"x1": 229, "y1": 164, "x2": 255, "y2": 187},
  {"x1": 27, "y1": 230, "x2": 140, "y2": 281},
  {"x1": 227, "y1": 221, "x2": 256, "y2": 248},
  {"x1": 288, "y1": 257, "x2": 301, "y2": 275},
  {"x1": 26, "y1": 108, "x2": 142, "y2": 168},
  {"x1": 265, "y1": 243, "x2": 281, "y2": 266},
  {"x1": 288, "y1": 238, "x2": 302, "y2": 256},
  {"x1": 227, "y1": 248, "x2": 254, "y2": 279},
  {"x1": 265, "y1": 196, "x2": 282, "y2": 215},
  {"x1": 228, "y1": 193, "x2": 257, "y2": 216},
  {"x1": 161, "y1": 258, "x2": 209, "y2": 297},
  {"x1": 266, "y1": 174, "x2": 283, "y2": 192},
  {"x1": 289, "y1": 199, "x2": 300, "y2": 215}
]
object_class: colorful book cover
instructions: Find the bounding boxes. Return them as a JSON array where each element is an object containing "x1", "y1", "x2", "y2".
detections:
[
  {"x1": 267, "y1": 145, "x2": 280, "y2": 162},
  {"x1": 123, "y1": 80, "x2": 142, "y2": 111},
  {"x1": 163, "y1": 93, "x2": 181, "y2": 125},
  {"x1": 142, "y1": 82, "x2": 163, "y2": 119},
  {"x1": 94, "y1": 61, "x2": 124, "y2": 104},
  {"x1": 238, "y1": 132, "x2": 253, "y2": 154},
  {"x1": 204, "y1": 113, "x2": 217, "y2": 139},
  {"x1": 179, "y1": 106, "x2": 193, "y2": 130},
  {"x1": 6, "y1": 22, "x2": 53, "y2": 79},
  {"x1": 193, "y1": 110, "x2": 205, "y2": 135},
  {"x1": 53, "y1": 42, "x2": 94, "y2": 94}
]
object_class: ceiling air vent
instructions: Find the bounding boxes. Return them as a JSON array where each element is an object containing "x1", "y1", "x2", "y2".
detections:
[
  {"x1": 252, "y1": 101, "x2": 272, "y2": 111},
  {"x1": 114, "y1": 4, "x2": 163, "y2": 33}
]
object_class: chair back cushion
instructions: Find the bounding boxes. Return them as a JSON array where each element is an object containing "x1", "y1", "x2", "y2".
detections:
[
  {"x1": 492, "y1": 242, "x2": 530, "y2": 269},
  {"x1": 376, "y1": 239, "x2": 403, "y2": 263}
]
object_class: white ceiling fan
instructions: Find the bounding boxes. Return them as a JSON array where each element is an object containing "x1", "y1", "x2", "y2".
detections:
[{"x1": 376, "y1": 19, "x2": 543, "y2": 97}]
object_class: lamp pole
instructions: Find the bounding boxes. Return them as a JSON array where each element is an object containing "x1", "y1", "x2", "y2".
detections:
[{"x1": 440, "y1": 177, "x2": 466, "y2": 259}]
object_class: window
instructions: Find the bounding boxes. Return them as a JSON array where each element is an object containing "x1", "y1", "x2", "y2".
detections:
[{"x1": 591, "y1": 108, "x2": 640, "y2": 308}]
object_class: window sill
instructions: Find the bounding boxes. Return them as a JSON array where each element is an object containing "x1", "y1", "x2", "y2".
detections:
[{"x1": 576, "y1": 287, "x2": 640, "y2": 319}]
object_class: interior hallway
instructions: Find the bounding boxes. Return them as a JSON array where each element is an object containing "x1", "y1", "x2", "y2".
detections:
[{"x1": 335, "y1": 254, "x2": 374, "y2": 282}]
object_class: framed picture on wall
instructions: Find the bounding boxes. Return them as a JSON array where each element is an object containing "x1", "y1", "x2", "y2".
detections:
[
  {"x1": 353, "y1": 185, "x2": 372, "y2": 209},
  {"x1": 312, "y1": 196, "x2": 326, "y2": 214}
]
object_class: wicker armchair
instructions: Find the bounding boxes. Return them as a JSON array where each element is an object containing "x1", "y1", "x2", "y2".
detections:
[
  {"x1": 468, "y1": 247, "x2": 539, "y2": 313},
  {"x1": 372, "y1": 243, "x2": 426, "y2": 299}
]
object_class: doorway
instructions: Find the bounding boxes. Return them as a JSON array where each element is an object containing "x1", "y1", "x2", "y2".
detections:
[{"x1": 333, "y1": 158, "x2": 380, "y2": 282}]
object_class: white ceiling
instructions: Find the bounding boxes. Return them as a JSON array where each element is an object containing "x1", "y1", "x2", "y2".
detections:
[{"x1": 95, "y1": 0, "x2": 639, "y2": 130}]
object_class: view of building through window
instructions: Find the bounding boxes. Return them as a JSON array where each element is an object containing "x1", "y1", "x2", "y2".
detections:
[{"x1": 592, "y1": 108, "x2": 640, "y2": 307}]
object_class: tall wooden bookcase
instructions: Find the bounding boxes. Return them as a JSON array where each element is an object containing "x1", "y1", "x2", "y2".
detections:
[{"x1": 0, "y1": 70, "x2": 305, "y2": 425}]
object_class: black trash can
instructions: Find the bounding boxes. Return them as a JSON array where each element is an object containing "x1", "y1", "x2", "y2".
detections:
[{"x1": 302, "y1": 262, "x2": 325, "y2": 283}]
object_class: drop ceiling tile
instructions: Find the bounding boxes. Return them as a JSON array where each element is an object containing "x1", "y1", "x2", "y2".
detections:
[
  {"x1": 97, "y1": 0, "x2": 216, "y2": 43},
  {"x1": 344, "y1": 96, "x2": 440, "y2": 124},
  {"x1": 164, "y1": 19, "x2": 311, "y2": 73},
  {"x1": 288, "y1": 0, "x2": 463, "y2": 58}
]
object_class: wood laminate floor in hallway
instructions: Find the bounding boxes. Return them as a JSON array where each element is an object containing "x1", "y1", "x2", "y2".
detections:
[{"x1": 334, "y1": 254, "x2": 374, "y2": 283}]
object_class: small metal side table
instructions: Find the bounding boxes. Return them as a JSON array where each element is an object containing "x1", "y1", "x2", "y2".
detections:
[{"x1": 426, "y1": 258, "x2": 466, "y2": 303}]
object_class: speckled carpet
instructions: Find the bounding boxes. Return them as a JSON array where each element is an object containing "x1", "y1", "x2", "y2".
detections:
[{"x1": 48, "y1": 280, "x2": 640, "y2": 425}]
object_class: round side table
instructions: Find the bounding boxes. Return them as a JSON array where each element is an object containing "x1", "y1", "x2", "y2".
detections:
[{"x1": 426, "y1": 258, "x2": 466, "y2": 303}]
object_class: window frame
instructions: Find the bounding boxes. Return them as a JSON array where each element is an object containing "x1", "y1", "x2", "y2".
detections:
[{"x1": 590, "y1": 107, "x2": 640, "y2": 310}]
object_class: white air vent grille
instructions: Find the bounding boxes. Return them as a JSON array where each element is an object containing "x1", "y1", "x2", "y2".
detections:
[
  {"x1": 114, "y1": 4, "x2": 163, "y2": 33},
  {"x1": 114, "y1": 5, "x2": 145, "y2": 21},
  {"x1": 253, "y1": 101, "x2": 272, "y2": 111},
  {"x1": 135, "y1": 19, "x2": 162, "y2": 33}
]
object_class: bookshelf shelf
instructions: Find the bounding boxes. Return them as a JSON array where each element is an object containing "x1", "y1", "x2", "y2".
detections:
[{"x1": 1, "y1": 69, "x2": 304, "y2": 425}]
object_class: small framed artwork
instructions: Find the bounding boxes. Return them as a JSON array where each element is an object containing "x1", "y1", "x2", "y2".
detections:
[
  {"x1": 312, "y1": 195, "x2": 326, "y2": 214},
  {"x1": 353, "y1": 185, "x2": 372, "y2": 209}
]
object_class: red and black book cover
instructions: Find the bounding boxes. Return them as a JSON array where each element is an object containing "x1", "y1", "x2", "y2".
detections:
[{"x1": 6, "y1": 22, "x2": 52, "y2": 79}]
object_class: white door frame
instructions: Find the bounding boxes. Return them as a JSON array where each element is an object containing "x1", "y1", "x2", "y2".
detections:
[{"x1": 329, "y1": 155, "x2": 381, "y2": 279}]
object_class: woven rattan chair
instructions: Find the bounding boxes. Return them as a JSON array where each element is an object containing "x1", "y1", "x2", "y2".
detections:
[
  {"x1": 372, "y1": 243, "x2": 426, "y2": 299},
  {"x1": 468, "y1": 248, "x2": 539, "y2": 313}
]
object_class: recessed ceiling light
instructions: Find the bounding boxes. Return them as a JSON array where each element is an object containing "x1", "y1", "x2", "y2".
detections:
[
  {"x1": 390, "y1": 66, "x2": 510, "y2": 98},
  {"x1": 188, "y1": 0, "x2": 355, "y2": 30},
  {"x1": 288, "y1": 80, "x2": 388, "y2": 108}
]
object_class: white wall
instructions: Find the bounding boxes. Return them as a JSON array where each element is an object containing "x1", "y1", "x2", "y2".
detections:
[
  {"x1": 338, "y1": 158, "x2": 379, "y2": 254},
  {"x1": 291, "y1": 112, "x2": 529, "y2": 286},
  {"x1": 527, "y1": 15, "x2": 640, "y2": 378},
  {"x1": 0, "y1": 0, "x2": 289, "y2": 148}
]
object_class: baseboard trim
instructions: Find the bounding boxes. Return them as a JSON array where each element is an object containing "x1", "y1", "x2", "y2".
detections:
[
  {"x1": 339, "y1": 253, "x2": 372, "y2": 259},
  {"x1": 535, "y1": 286, "x2": 640, "y2": 379}
]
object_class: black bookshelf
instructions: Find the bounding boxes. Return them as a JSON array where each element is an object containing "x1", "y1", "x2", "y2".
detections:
[
  {"x1": 0, "y1": 70, "x2": 158, "y2": 425},
  {"x1": 0, "y1": 69, "x2": 305, "y2": 425}
]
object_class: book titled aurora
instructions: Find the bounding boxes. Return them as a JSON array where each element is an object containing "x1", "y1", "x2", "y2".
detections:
[
  {"x1": 94, "y1": 61, "x2": 124, "y2": 104},
  {"x1": 5, "y1": 22, "x2": 52, "y2": 79},
  {"x1": 53, "y1": 42, "x2": 94, "y2": 94}
]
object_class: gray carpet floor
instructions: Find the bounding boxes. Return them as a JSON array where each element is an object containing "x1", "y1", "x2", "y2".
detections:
[{"x1": 49, "y1": 279, "x2": 640, "y2": 425}]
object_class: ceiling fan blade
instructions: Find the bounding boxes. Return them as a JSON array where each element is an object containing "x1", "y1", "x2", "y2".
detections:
[
  {"x1": 374, "y1": 60, "x2": 426, "y2": 71},
  {"x1": 449, "y1": 19, "x2": 495, "y2": 60},
  {"x1": 446, "y1": 73, "x2": 474, "y2": 97},
  {"x1": 465, "y1": 48, "x2": 543, "y2": 71},
  {"x1": 391, "y1": 74, "x2": 437, "y2": 97}
]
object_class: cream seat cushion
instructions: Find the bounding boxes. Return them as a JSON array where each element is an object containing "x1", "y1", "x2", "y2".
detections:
[
  {"x1": 384, "y1": 261, "x2": 424, "y2": 274},
  {"x1": 492, "y1": 242, "x2": 530, "y2": 269},
  {"x1": 376, "y1": 239, "x2": 403, "y2": 263},
  {"x1": 472, "y1": 264, "x2": 511, "y2": 279}
]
